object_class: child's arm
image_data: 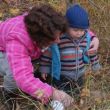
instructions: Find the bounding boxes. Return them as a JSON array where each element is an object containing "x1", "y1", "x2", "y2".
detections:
[
  {"x1": 88, "y1": 30, "x2": 99, "y2": 51},
  {"x1": 87, "y1": 50, "x2": 101, "y2": 72},
  {"x1": 39, "y1": 48, "x2": 52, "y2": 80}
]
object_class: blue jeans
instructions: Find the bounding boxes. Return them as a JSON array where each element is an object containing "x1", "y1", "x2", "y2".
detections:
[
  {"x1": 0, "y1": 52, "x2": 39, "y2": 92},
  {"x1": 0, "y1": 52, "x2": 17, "y2": 91}
]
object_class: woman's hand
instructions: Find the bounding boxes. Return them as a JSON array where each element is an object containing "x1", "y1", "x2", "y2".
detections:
[
  {"x1": 89, "y1": 37, "x2": 99, "y2": 52},
  {"x1": 52, "y1": 88, "x2": 74, "y2": 107}
]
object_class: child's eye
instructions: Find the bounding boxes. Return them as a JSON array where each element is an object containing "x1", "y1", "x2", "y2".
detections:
[{"x1": 72, "y1": 28, "x2": 78, "y2": 31}]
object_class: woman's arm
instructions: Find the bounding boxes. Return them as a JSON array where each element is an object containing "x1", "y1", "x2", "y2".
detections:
[{"x1": 6, "y1": 34, "x2": 53, "y2": 102}]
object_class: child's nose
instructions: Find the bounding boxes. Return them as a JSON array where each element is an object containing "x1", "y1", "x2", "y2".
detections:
[{"x1": 77, "y1": 31, "x2": 82, "y2": 34}]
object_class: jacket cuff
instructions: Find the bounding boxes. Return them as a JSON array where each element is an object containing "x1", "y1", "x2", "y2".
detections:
[
  {"x1": 33, "y1": 83, "x2": 53, "y2": 103},
  {"x1": 92, "y1": 63, "x2": 101, "y2": 72},
  {"x1": 91, "y1": 36, "x2": 96, "y2": 40}
]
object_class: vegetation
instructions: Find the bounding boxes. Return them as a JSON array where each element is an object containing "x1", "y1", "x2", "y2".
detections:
[{"x1": 0, "y1": 0, "x2": 110, "y2": 110}]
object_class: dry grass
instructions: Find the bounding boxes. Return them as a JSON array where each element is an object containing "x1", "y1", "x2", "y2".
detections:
[{"x1": 0, "y1": 0, "x2": 110, "y2": 110}]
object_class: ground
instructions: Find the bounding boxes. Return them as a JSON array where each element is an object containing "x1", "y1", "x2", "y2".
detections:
[{"x1": 0, "y1": 0, "x2": 110, "y2": 110}]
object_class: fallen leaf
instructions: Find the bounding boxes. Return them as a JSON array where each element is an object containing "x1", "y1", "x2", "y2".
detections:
[
  {"x1": 0, "y1": 12, "x2": 3, "y2": 18},
  {"x1": 95, "y1": 97, "x2": 102, "y2": 104},
  {"x1": 81, "y1": 88, "x2": 90, "y2": 97}
]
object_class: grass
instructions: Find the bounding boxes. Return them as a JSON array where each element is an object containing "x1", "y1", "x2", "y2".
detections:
[{"x1": 0, "y1": 0, "x2": 110, "y2": 110}]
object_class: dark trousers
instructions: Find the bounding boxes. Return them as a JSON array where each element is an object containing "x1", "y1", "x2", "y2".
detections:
[{"x1": 34, "y1": 71, "x2": 84, "y2": 100}]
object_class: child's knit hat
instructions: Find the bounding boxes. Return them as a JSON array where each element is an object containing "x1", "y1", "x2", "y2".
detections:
[{"x1": 66, "y1": 4, "x2": 89, "y2": 29}]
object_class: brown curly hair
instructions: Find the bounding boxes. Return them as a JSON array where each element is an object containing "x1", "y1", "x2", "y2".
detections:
[{"x1": 24, "y1": 4, "x2": 68, "y2": 48}]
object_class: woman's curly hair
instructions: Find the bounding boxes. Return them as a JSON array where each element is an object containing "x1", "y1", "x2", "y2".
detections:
[{"x1": 24, "y1": 4, "x2": 68, "y2": 47}]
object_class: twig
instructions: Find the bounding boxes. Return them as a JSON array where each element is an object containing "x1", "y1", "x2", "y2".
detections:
[{"x1": 88, "y1": 0, "x2": 102, "y2": 10}]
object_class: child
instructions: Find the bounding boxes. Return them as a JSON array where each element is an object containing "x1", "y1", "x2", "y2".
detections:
[{"x1": 39, "y1": 4, "x2": 101, "y2": 105}]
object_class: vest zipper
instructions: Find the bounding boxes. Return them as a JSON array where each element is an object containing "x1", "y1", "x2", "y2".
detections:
[{"x1": 75, "y1": 45, "x2": 79, "y2": 81}]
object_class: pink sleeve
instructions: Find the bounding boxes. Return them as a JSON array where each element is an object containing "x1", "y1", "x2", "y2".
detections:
[
  {"x1": 6, "y1": 35, "x2": 53, "y2": 101},
  {"x1": 88, "y1": 30, "x2": 96, "y2": 39}
]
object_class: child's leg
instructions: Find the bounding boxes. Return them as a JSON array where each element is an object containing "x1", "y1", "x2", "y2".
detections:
[
  {"x1": 71, "y1": 76, "x2": 84, "y2": 102},
  {"x1": 53, "y1": 75, "x2": 84, "y2": 100},
  {"x1": 77, "y1": 76, "x2": 84, "y2": 88},
  {"x1": 47, "y1": 75, "x2": 74, "y2": 96}
]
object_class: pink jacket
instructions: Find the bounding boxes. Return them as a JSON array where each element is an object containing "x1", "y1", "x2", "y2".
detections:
[{"x1": 0, "y1": 14, "x2": 53, "y2": 100}]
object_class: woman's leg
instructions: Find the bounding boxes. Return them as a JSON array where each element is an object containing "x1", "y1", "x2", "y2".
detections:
[
  {"x1": 0, "y1": 52, "x2": 18, "y2": 110},
  {"x1": 0, "y1": 52, "x2": 17, "y2": 91}
]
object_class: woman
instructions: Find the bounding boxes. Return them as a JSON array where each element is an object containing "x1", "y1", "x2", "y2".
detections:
[{"x1": 0, "y1": 4, "x2": 74, "y2": 107}]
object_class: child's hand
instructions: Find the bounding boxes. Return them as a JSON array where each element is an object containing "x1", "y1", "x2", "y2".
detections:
[
  {"x1": 89, "y1": 37, "x2": 99, "y2": 52},
  {"x1": 41, "y1": 73, "x2": 48, "y2": 80}
]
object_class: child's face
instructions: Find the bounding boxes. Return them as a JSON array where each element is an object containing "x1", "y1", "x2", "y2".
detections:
[{"x1": 68, "y1": 28, "x2": 85, "y2": 38}]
